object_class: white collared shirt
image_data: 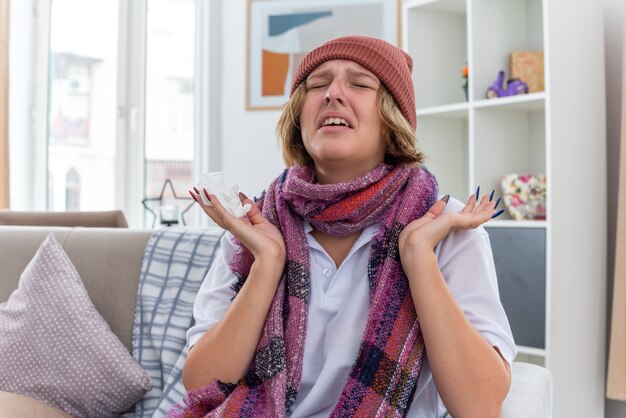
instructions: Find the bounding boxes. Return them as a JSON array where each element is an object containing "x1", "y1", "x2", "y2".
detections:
[{"x1": 187, "y1": 197, "x2": 517, "y2": 417}]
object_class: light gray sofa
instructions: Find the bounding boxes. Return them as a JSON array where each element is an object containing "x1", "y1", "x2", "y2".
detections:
[
  {"x1": 0, "y1": 226, "x2": 552, "y2": 417},
  {"x1": 0, "y1": 210, "x2": 129, "y2": 228}
]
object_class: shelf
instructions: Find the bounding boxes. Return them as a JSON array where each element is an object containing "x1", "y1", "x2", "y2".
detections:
[
  {"x1": 471, "y1": 0, "x2": 544, "y2": 102},
  {"x1": 473, "y1": 92, "x2": 545, "y2": 111},
  {"x1": 488, "y1": 219, "x2": 547, "y2": 228},
  {"x1": 416, "y1": 94, "x2": 545, "y2": 116},
  {"x1": 404, "y1": 0, "x2": 467, "y2": 108},
  {"x1": 405, "y1": 0, "x2": 466, "y2": 14},
  {"x1": 473, "y1": 104, "x2": 546, "y2": 196}
]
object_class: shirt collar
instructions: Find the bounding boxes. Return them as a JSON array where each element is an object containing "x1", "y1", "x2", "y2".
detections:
[{"x1": 303, "y1": 222, "x2": 380, "y2": 250}]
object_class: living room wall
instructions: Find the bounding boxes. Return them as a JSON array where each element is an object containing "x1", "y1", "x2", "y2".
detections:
[{"x1": 218, "y1": 1, "x2": 285, "y2": 197}]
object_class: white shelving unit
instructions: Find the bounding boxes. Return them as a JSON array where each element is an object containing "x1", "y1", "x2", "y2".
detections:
[
  {"x1": 402, "y1": 0, "x2": 607, "y2": 417},
  {"x1": 404, "y1": 0, "x2": 547, "y2": 217}
]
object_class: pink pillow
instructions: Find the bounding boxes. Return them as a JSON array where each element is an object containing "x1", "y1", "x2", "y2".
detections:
[{"x1": 0, "y1": 234, "x2": 152, "y2": 417}]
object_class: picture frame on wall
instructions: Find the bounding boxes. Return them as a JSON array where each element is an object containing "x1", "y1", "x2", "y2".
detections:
[{"x1": 246, "y1": 0, "x2": 400, "y2": 110}]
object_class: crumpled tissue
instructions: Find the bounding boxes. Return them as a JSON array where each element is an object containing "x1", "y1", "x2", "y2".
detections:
[{"x1": 196, "y1": 172, "x2": 252, "y2": 218}]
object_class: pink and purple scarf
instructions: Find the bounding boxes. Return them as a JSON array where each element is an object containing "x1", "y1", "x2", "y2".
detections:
[{"x1": 173, "y1": 163, "x2": 438, "y2": 417}]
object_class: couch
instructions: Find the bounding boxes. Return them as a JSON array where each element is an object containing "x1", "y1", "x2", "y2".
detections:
[
  {"x1": 0, "y1": 210, "x2": 129, "y2": 228},
  {"x1": 0, "y1": 226, "x2": 553, "y2": 417}
]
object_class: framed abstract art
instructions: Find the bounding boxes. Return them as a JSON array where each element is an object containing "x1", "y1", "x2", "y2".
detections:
[{"x1": 246, "y1": 0, "x2": 400, "y2": 110}]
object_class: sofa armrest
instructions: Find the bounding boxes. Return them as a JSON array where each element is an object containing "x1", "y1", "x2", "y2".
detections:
[
  {"x1": 0, "y1": 391, "x2": 72, "y2": 418},
  {"x1": 0, "y1": 209, "x2": 128, "y2": 227},
  {"x1": 501, "y1": 361, "x2": 552, "y2": 418}
]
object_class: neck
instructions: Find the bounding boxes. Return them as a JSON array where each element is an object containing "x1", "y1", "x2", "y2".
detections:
[{"x1": 313, "y1": 160, "x2": 383, "y2": 184}]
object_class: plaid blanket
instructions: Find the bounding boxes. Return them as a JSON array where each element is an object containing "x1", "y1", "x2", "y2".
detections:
[{"x1": 132, "y1": 226, "x2": 224, "y2": 417}]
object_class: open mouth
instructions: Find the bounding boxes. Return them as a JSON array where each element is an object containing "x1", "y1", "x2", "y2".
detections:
[{"x1": 320, "y1": 117, "x2": 351, "y2": 128}]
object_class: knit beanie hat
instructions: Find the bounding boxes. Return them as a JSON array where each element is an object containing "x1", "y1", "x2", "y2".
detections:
[{"x1": 290, "y1": 35, "x2": 416, "y2": 130}]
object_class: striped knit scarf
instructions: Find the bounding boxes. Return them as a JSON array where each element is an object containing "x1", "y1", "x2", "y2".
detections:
[{"x1": 173, "y1": 163, "x2": 438, "y2": 417}]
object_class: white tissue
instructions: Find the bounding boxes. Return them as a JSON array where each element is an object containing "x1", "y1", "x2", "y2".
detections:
[{"x1": 196, "y1": 172, "x2": 252, "y2": 218}]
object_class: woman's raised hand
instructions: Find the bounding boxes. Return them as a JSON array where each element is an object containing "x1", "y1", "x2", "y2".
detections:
[
  {"x1": 189, "y1": 188, "x2": 286, "y2": 264},
  {"x1": 399, "y1": 190, "x2": 500, "y2": 255}
]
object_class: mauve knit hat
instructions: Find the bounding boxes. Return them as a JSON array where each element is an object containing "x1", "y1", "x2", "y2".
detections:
[{"x1": 290, "y1": 35, "x2": 416, "y2": 130}]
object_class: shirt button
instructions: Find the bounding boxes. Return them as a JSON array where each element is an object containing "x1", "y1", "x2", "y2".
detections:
[{"x1": 322, "y1": 268, "x2": 332, "y2": 277}]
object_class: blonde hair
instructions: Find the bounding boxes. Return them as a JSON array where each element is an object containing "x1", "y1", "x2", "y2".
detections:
[{"x1": 276, "y1": 83, "x2": 425, "y2": 167}]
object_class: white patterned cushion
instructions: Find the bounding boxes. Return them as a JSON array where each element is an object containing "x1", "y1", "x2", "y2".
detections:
[{"x1": 0, "y1": 234, "x2": 152, "y2": 418}]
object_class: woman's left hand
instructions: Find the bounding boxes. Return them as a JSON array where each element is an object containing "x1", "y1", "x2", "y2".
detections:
[
  {"x1": 399, "y1": 192, "x2": 511, "y2": 417},
  {"x1": 398, "y1": 193, "x2": 497, "y2": 256}
]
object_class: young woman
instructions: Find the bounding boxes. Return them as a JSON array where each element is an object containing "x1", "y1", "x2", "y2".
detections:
[{"x1": 182, "y1": 35, "x2": 516, "y2": 418}]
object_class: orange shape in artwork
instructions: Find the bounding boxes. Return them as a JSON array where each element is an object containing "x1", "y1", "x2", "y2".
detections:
[{"x1": 262, "y1": 49, "x2": 290, "y2": 97}]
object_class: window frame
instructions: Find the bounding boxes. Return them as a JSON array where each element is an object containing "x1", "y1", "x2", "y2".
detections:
[
  {"x1": 115, "y1": 0, "x2": 147, "y2": 227},
  {"x1": 22, "y1": 0, "x2": 221, "y2": 227}
]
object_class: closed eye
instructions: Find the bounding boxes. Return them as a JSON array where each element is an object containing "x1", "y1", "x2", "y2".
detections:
[{"x1": 305, "y1": 81, "x2": 329, "y2": 91}]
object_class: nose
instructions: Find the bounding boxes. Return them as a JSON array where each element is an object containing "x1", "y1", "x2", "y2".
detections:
[{"x1": 323, "y1": 79, "x2": 345, "y2": 105}]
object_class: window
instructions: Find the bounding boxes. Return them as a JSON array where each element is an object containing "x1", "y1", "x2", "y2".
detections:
[
  {"x1": 144, "y1": 0, "x2": 195, "y2": 222},
  {"x1": 47, "y1": 0, "x2": 119, "y2": 212},
  {"x1": 65, "y1": 167, "x2": 80, "y2": 210},
  {"x1": 44, "y1": 0, "x2": 197, "y2": 226},
  {"x1": 47, "y1": 172, "x2": 54, "y2": 210}
]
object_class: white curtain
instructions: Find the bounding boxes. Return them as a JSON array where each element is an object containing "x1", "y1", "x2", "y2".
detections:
[
  {"x1": 0, "y1": 0, "x2": 9, "y2": 209},
  {"x1": 607, "y1": 0, "x2": 626, "y2": 400}
]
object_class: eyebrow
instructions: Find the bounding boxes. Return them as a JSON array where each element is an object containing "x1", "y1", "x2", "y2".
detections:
[
  {"x1": 306, "y1": 69, "x2": 332, "y2": 83},
  {"x1": 306, "y1": 67, "x2": 380, "y2": 84}
]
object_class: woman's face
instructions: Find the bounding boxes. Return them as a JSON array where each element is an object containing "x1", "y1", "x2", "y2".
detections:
[{"x1": 299, "y1": 60, "x2": 385, "y2": 183}]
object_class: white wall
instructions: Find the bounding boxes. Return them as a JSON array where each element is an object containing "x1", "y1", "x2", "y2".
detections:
[
  {"x1": 219, "y1": 0, "x2": 286, "y2": 198},
  {"x1": 604, "y1": 0, "x2": 626, "y2": 416}
]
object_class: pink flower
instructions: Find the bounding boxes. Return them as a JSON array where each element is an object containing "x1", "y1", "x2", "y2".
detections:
[{"x1": 511, "y1": 195, "x2": 523, "y2": 207}]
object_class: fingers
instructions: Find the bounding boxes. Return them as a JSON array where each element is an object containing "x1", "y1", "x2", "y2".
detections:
[
  {"x1": 427, "y1": 196, "x2": 449, "y2": 218},
  {"x1": 189, "y1": 188, "x2": 268, "y2": 231},
  {"x1": 190, "y1": 187, "x2": 212, "y2": 209},
  {"x1": 478, "y1": 200, "x2": 496, "y2": 222},
  {"x1": 204, "y1": 188, "x2": 221, "y2": 209},
  {"x1": 189, "y1": 187, "x2": 206, "y2": 207},
  {"x1": 492, "y1": 209, "x2": 505, "y2": 219},
  {"x1": 239, "y1": 192, "x2": 265, "y2": 225},
  {"x1": 463, "y1": 187, "x2": 502, "y2": 215},
  {"x1": 190, "y1": 187, "x2": 210, "y2": 209},
  {"x1": 188, "y1": 188, "x2": 234, "y2": 229},
  {"x1": 453, "y1": 187, "x2": 504, "y2": 229},
  {"x1": 461, "y1": 193, "x2": 477, "y2": 213},
  {"x1": 475, "y1": 195, "x2": 493, "y2": 214}
]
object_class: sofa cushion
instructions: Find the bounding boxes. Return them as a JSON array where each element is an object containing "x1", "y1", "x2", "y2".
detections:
[
  {"x1": 0, "y1": 234, "x2": 152, "y2": 418},
  {"x1": 501, "y1": 362, "x2": 553, "y2": 418}
]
